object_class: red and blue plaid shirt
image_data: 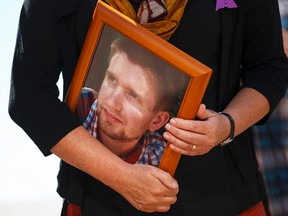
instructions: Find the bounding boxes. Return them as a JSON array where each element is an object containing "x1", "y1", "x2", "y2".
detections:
[{"x1": 76, "y1": 87, "x2": 166, "y2": 166}]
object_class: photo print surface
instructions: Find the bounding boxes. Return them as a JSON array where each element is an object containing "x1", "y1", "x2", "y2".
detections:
[{"x1": 65, "y1": 1, "x2": 212, "y2": 175}]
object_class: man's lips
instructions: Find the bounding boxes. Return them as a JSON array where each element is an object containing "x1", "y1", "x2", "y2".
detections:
[{"x1": 104, "y1": 109, "x2": 122, "y2": 124}]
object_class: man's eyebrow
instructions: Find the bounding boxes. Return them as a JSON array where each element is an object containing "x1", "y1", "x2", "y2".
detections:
[
  {"x1": 124, "y1": 81, "x2": 143, "y2": 103},
  {"x1": 105, "y1": 70, "x2": 118, "y2": 82},
  {"x1": 106, "y1": 69, "x2": 143, "y2": 102},
  {"x1": 105, "y1": 70, "x2": 114, "y2": 77},
  {"x1": 129, "y1": 87, "x2": 141, "y2": 99}
]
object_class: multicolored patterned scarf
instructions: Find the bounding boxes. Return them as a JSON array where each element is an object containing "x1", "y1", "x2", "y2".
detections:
[
  {"x1": 105, "y1": 0, "x2": 188, "y2": 40},
  {"x1": 131, "y1": 0, "x2": 167, "y2": 24}
]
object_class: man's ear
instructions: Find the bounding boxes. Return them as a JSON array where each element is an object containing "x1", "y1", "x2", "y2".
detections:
[{"x1": 149, "y1": 111, "x2": 170, "y2": 132}]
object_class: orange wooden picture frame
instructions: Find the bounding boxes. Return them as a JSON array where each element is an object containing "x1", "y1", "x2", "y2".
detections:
[{"x1": 65, "y1": 1, "x2": 212, "y2": 176}]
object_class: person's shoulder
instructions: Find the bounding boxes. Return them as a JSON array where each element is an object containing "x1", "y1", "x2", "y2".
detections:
[
  {"x1": 81, "y1": 87, "x2": 98, "y2": 99},
  {"x1": 76, "y1": 87, "x2": 98, "y2": 123},
  {"x1": 22, "y1": 0, "x2": 64, "y2": 18}
]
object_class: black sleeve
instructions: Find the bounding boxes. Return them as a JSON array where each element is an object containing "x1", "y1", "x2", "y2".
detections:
[
  {"x1": 241, "y1": 0, "x2": 288, "y2": 116},
  {"x1": 8, "y1": 0, "x2": 81, "y2": 156}
]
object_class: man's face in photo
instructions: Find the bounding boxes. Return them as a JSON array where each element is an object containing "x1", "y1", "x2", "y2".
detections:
[{"x1": 97, "y1": 51, "x2": 164, "y2": 142}]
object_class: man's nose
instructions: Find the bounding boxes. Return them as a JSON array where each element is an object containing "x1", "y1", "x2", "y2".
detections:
[{"x1": 107, "y1": 87, "x2": 123, "y2": 111}]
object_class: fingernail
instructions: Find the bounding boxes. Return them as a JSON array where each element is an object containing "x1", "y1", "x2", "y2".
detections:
[
  {"x1": 170, "y1": 119, "x2": 176, "y2": 124},
  {"x1": 163, "y1": 132, "x2": 169, "y2": 140},
  {"x1": 171, "y1": 179, "x2": 178, "y2": 188},
  {"x1": 165, "y1": 123, "x2": 171, "y2": 130}
]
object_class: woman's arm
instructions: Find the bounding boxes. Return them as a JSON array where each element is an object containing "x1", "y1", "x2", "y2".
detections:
[
  {"x1": 163, "y1": 87, "x2": 269, "y2": 155},
  {"x1": 51, "y1": 126, "x2": 178, "y2": 212},
  {"x1": 9, "y1": 0, "x2": 178, "y2": 212},
  {"x1": 163, "y1": 0, "x2": 288, "y2": 156}
]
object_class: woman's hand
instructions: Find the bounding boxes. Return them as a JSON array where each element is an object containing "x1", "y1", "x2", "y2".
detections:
[
  {"x1": 163, "y1": 104, "x2": 231, "y2": 156},
  {"x1": 117, "y1": 164, "x2": 179, "y2": 212},
  {"x1": 163, "y1": 88, "x2": 270, "y2": 157}
]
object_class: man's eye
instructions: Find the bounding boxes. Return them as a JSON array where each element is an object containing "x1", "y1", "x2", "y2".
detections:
[
  {"x1": 127, "y1": 92, "x2": 139, "y2": 101},
  {"x1": 107, "y1": 75, "x2": 117, "y2": 87}
]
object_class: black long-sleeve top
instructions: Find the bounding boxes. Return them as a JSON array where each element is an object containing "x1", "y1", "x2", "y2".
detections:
[{"x1": 9, "y1": 0, "x2": 288, "y2": 214}]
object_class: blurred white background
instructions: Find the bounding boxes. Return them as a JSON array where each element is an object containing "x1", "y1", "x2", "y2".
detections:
[{"x1": 0, "y1": 1, "x2": 62, "y2": 215}]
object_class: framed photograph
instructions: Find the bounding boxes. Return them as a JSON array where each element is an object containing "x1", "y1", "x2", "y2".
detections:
[{"x1": 65, "y1": 1, "x2": 212, "y2": 176}]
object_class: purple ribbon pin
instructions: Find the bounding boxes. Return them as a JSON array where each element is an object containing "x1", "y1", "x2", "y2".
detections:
[{"x1": 216, "y1": 0, "x2": 238, "y2": 11}]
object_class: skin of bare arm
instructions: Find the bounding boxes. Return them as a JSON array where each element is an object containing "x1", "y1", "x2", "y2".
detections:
[
  {"x1": 163, "y1": 87, "x2": 270, "y2": 156},
  {"x1": 51, "y1": 126, "x2": 178, "y2": 212}
]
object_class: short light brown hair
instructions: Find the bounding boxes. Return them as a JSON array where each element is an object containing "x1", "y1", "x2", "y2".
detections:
[{"x1": 108, "y1": 37, "x2": 189, "y2": 114}]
